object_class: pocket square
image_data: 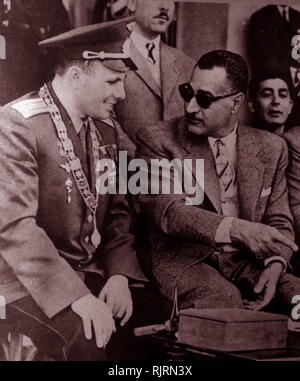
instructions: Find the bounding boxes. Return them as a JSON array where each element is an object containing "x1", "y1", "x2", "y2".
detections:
[{"x1": 260, "y1": 187, "x2": 272, "y2": 198}]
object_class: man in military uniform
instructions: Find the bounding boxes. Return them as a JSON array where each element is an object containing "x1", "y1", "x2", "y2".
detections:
[{"x1": 0, "y1": 19, "x2": 146, "y2": 361}]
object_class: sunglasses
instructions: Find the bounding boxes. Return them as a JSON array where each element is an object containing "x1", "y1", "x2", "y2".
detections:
[{"x1": 178, "y1": 83, "x2": 239, "y2": 109}]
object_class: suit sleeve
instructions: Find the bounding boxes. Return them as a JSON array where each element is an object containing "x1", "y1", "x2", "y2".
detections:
[
  {"x1": 285, "y1": 130, "x2": 300, "y2": 244},
  {"x1": 260, "y1": 138, "x2": 294, "y2": 263},
  {"x1": 0, "y1": 109, "x2": 90, "y2": 318},
  {"x1": 135, "y1": 126, "x2": 224, "y2": 247}
]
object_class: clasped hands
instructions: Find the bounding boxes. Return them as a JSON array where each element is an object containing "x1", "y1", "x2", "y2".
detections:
[
  {"x1": 230, "y1": 219, "x2": 298, "y2": 311},
  {"x1": 71, "y1": 274, "x2": 132, "y2": 348}
]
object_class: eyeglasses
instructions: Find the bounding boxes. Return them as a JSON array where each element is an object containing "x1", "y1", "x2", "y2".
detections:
[{"x1": 178, "y1": 82, "x2": 239, "y2": 109}]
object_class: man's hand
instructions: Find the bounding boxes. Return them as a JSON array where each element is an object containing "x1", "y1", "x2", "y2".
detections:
[
  {"x1": 99, "y1": 275, "x2": 133, "y2": 327},
  {"x1": 71, "y1": 293, "x2": 116, "y2": 348},
  {"x1": 243, "y1": 262, "x2": 283, "y2": 310},
  {"x1": 230, "y1": 219, "x2": 298, "y2": 257}
]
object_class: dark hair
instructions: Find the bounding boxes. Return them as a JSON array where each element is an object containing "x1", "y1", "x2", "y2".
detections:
[
  {"x1": 54, "y1": 58, "x2": 96, "y2": 76},
  {"x1": 249, "y1": 72, "x2": 294, "y2": 100},
  {"x1": 196, "y1": 50, "x2": 249, "y2": 95}
]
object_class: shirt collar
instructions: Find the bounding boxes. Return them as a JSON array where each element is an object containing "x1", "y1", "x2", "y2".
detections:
[
  {"x1": 208, "y1": 122, "x2": 238, "y2": 147},
  {"x1": 274, "y1": 125, "x2": 285, "y2": 136},
  {"x1": 130, "y1": 29, "x2": 161, "y2": 55},
  {"x1": 277, "y1": 5, "x2": 289, "y2": 18}
]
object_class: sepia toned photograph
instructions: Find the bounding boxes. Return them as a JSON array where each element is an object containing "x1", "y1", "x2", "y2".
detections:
[{"x1": 1, "y1": 0, "x2": 300, "y2": 365}]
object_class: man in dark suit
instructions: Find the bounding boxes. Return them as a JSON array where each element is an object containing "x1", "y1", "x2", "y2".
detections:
[
  {"x1": 248, "y1": 5, "x2": 300, "y2": 76},
  {"x1": 0, "y1": 19, "x2": 146, "y2": 361},
  {"x1": 136, "y1": 50, "x2": 300, "y2": 314},
  {"x1": 114, "y1": 0, "x2": 195, "y2": 155},
  {"x1": 248, "y1": 5, "x2": 300, "y2": 128}
]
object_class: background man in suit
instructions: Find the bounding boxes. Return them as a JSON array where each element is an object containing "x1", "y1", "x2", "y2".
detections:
[
  {"x1": 136, "y1": 50, "x2": 300, "y2": 314},
  {"x1": 0, "y1": 19, "x2": 146, "y2": 361},
  {"x1": 248, "y1": 73, "x2": 294, "y2": 135},
  {"x1": 114, "y1": 0, "x2": 195, "y2": 154},
  {"x1": 248, "y1": 4, "x2": 300, "y2": 128},
  {"x1": 0, "y1": 0, "x2": 71, "y2": 105},
  {"x1": 248, "y1": 5, "x2": 300, "y2": 76}
]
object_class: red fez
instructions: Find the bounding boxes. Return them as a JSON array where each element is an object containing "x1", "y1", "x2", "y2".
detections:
[{"x1": 38, "y1": 17, "x2": 137, "y2": 72}]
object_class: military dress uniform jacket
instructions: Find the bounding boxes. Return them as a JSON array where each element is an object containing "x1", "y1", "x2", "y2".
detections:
[
  {"x1": 114, "y1": 41, "x2": 196, "y2": 142},
  {"x1": 135, "y1": 117, "x2": 294, "y2": 289},
  {"x1": 0, "y1": 84, "x2": 146, "y2": 318}
]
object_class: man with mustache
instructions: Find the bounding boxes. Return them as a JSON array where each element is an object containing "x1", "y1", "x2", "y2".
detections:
[
  {"x1": 136, "y1": 50, "x2": 300, "y2": 315},
  {"x1": 0, "y1": 19, "x2": 146, "y2": 361},
  {"x1": 248, "y1": 73, "x2": 294, "y2": 136},
  {"x1": 114, "y1": 0, "x2": 195, "y2": 154}
]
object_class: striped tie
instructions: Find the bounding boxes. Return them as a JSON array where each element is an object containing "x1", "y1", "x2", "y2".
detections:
[{"x1": 214, "y1": 139, "x2": 235, "y2": 192}]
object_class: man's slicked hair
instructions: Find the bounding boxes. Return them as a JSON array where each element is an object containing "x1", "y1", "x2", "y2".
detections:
[
  {"x1": 249, "y1": 72, "x2": 295, "y2": 100},
  {"x1": 196, "y1": 50, "x2": 249, "y2": 95}
]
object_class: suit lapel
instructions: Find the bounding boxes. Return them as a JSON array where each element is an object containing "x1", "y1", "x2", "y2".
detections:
[
  {"x1": 160, "y1": 43, "x2": 179, "y2": 107},
  {"x1": 180, "y1": 120, "x2": 222, "y2": 213},
  {"x1": 130, "y1": 41, "x2": 162, "y2": 98},
  {"x1": 236, "y1": 126, "x2": 264, "y2": 221}
]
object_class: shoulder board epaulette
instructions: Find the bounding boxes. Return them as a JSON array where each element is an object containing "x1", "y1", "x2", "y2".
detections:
[{"x1": 11, "y1": 98, "x2": 49, "y2": 119}]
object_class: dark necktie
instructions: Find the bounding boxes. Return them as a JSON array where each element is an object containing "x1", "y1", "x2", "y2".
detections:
[
  {"x1": 79, "y1": 120, "x2": 88, "y2": 157},
  {"x1": 146, "y1": 42, "x2": 156, "y2": 65},
  {"x1": 282, "y1": 7, "x2": 288, "y2": 21},
  {"x1": 281, "y1": 7, "x2": 290, "y2": 33},
  {"x1": 79, "y1": 119, "x2": 93, "y2": 188}
]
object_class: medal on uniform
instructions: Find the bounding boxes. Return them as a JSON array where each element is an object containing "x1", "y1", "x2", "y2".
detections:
[
  {"x1": 65, "y1": 178, "x2": 73, "y2": 204},
  {"x1": 40, "y1": 84, "x2": 104, "y2": 250},
  {"x1": 91, "y1": 219, "x2": 101, "y2": 247}
]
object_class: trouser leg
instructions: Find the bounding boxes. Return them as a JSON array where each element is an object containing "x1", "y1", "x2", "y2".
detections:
[
  {"x1": 6, "y1": 296, "x2": 107, "y2": 361},
  {"x1": 154, "y1": 261, "x2": 243, "y2": 310}
]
